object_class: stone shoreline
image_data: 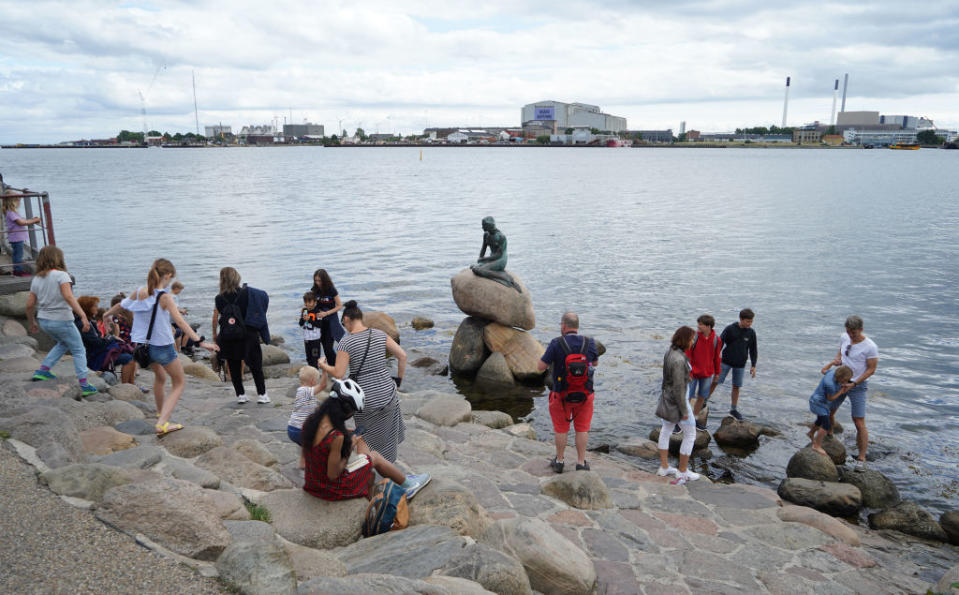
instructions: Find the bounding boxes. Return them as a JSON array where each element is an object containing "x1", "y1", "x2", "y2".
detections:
[{"x1": 1, "y1": 309, "x2": 957, "y2": 593}]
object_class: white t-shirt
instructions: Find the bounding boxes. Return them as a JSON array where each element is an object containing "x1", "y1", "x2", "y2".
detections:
[
  {"x1": 29, "y1": 270, "x2": 74, "y2": 321},
  {"x1": 840, "y1": 333, "x2": 879, "y2": 380}
]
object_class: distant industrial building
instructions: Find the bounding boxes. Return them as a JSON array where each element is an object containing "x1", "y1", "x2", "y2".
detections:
[
  {"x1": 843, "y1": 129, "x2": 918, "y2": 146},
  {"x1": 205, "y1": 125, "x2": 232, "y2": 138},
  {"x1": 837, "y1": 111, "x2": 880, "y2": 127},
  {"x1": 631, "y1": 130, "x2": 674, "y2": 143},
  {"x1": 793, "y1": 129, "x2": 822, "y2": 144},
  {"x1": 283, "y1": 123, "x2": 325, "y2": 138},
  {"x1": 521, "y1": 101, "x2": 627, "y2": 133},
  {"x1": 238, "y1": 125, "x2": 278, "y2": 145}
]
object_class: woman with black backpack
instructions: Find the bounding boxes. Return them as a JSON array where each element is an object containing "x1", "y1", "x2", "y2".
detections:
[{"x1": 213, "y1": 266, "x2": 268, "y2": 404}]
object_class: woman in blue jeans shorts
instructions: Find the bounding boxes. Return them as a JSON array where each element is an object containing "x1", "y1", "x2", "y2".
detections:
[
  {"x1": 103, "y1": 258, "x2": 218, "y2": 436},
  {"x1": 25, "y1": 246, "x2": 99, "y2": 397}
]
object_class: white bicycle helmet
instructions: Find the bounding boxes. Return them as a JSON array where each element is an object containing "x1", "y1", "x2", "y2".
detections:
[{"x1": 330, "y1": 378, "x2": 365, "y2": 414}]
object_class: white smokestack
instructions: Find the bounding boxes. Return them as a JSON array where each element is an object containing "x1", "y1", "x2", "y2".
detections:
[
  {"x1": 782, "y1": 76, "x2": 790, "y2": 128},
  {"x1": 830, "y1": 78, "x2": 839, "y2": 125},
  {"x1": 840, "y1": 73, "x2": 849, "y2": 112}
]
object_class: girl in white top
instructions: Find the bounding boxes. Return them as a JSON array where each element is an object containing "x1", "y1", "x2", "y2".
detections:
[{"x1": 103, "y1": 258, "x2": 218, "y2": 436}]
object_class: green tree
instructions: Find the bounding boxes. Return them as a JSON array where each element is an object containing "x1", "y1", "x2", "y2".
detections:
[
  {"x1": 564, "y1": 128, "x2": 574, "y2": 134},
  {"x1": 916, "y1": 129, "x2": 944, "y2": 145},
  {"x1": 826, "y1": 125, "x2": 837, "y2": 135},
  {"x1": 117, "y1": 130, "x2": 144, "y2": 143},
  {"x1": 535, "y1": 135, "x2": 551, "y2": 145},
  {"x1": 677, "y1": 132, "x2": 687, "y2": 142},
  {"x1": 589, "y1": 127, "x2": 601, "y2": 134},
  {"x1": 355, "y1": 127, "x2": 367, "y2": 141},
  {"x1": 632, "y1": 132, "x2": 643, "y2": 141},
  {"x1": 147, "y1": 130, "x2": 161, "y2": 136}
]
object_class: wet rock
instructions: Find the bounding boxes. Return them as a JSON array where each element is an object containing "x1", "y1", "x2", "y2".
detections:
[
  {"x1": 232, "y1": 438, "x2": 278, "y2": 467},
  {"x1": 408, "y1": 477, "x2": 491, "y2": 538},
  {"x1": 194, "y1": 446, "x2": 293, "y2": 491},
  {"x1": 96, "y1": 478, "x2": 232, "y2": 560},
  {"x1": 411, "y1": 316, "x2": 434, "y2": 330},
  {"x1": 158, "y1": 426, "x2": 223, "y2": 458},
  {"x1": 838, "y1": 466, "x2": 899, "y2": 509},
  {"x1": 475, "y1": 352, "x2": 515, "y2": 389},
  {"x1": 648, "y1": 426, "x2": 711, "y2": 454},
  {"x1": 365, "y1": 311, "x2": 400, "y2": 344},
  {"x1": 481, "y1": 517, "x2": 596, "y2": 595},
  {"x1": 615, "y1": 437, "x2": 660, "y2": 459},
  {"x1": 436, "y1": 542, "x2": 531, "y2": 595},
  {"x1": 337, "y1": 525, "x2": 470, "y2": 578},
  {"x1": 254, "y1": 488, "x2": 368, "y2": 548},
  {"x1": 777, "y1": 478, "x2": 861, "y2": 517},
  {"x1": 261, "y1": 344, "x2": 291, "y2": 366},
  {"x1": 410, "y1": 356, "x2": 448, "y2": 376},
  {"x1": 542, "y1": 471, "x2": 612, "y2": 510},
  {"x1": 819, "y1": 434, "x2": 847, "y2": 465},
  {"x1": 785, "y1": 448, "x2": 840, "y2": 482},
  {"x1": 483, "y1": 323, "x2": 546, "y2": 383},
  {"x1": 79, "y1": 426, "x2": 136, "y2": 455},
  {"x1": 108, "y1": 383, "x2": 146, "y2": 402},
  {"x1": 867, "y1": 500, "x2": 948, "y2": 541},
  {"x1": 777, "y1": 504, "x2": 860, "y2": 546},
  {"x1": 594, "y1": 339, "x2": 606, "y2": 357},
  {"x1": 40, "y1": 463, "x2": 159, "y2": 503},
  {"x1": 450, "y1": 268, "x2": 535, "y2": 331},
  {"x1": 471, "y1": 410, "x2": 513, "y2": 429},
  {"x1": 941, "y1": 511, "x2": 959, "y2": 545},
  {"x1": 449, "y1": 317, "x2": 491, "y2": 377},
  {"x1": 416, "y1": 395, "x2": 472, "y2": 427},
  {"x1": 216, "y1": 521, "x2": 297, "y2": 595}
]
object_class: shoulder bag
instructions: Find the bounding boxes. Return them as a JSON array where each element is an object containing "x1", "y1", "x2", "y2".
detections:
[
  {"x1": 348, "y1": 329, "x2": 373, "y2": 381},
  {"x1": 132, "y1": 291, "x2": 161, "y2": 368}
]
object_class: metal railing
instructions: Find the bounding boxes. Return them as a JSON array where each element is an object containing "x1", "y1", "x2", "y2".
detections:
[{"x1": 1, "y1": 186, "x2": 57, "y2": 275}]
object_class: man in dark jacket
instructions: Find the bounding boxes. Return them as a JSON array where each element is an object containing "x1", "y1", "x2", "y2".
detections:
[{"x1": 717, "y1": 309, "x2": 758, "y2": 420}]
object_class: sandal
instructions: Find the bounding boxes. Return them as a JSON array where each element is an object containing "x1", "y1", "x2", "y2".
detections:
[{"x1": 155, "y1": 422, "x2": 184, "y2": 436}]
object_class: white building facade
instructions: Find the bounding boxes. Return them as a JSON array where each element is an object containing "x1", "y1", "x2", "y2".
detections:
[
  {"x1": 521, "y1": 101, "x2": 627, "y2": 132},
  {"x1": 842, "y1": 129, "x2": 918, "y2": 146}
]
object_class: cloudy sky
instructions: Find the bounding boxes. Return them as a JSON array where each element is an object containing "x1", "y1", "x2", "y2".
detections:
[{"x1": 1, "y1": 0, "x2": 957, "y2": 143}]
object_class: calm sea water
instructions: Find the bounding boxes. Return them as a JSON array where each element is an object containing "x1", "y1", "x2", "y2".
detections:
[{"x1": 3, "y1": 146, "x2": 957, "y2": 516}]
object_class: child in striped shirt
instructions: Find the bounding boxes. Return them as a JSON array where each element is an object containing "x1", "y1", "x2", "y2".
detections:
[{"x1": 288, "y1": 365, "x2": 328, "y2": 468}]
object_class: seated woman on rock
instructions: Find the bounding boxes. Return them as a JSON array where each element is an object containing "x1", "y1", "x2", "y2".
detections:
[
  {"x1": 76, "y1": 295, "x2": 136, "y2": 385},
  {"x1": 300, "y1": 378, "x2": 429, "y2": 502}
]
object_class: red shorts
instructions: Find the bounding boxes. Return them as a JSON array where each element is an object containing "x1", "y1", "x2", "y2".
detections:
[{"x1": 548, "y1": 391, "x2": 594, "y2": 433}]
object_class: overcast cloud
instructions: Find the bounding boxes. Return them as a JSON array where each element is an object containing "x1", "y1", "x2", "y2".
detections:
[{"x1": 1, "y1": 0, "x2": 957, "y2": 143}]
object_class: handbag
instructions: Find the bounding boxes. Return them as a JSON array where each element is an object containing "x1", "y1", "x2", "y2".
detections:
[{"x1": 132, "y1": 291, "x2": 161, "y2": 368}]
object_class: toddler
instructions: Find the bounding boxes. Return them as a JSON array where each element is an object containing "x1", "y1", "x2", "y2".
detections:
[
  {"x1": 288, "y1": 365, "x2": 328, "y2": 467},
  {"x1": 807, "y1": 365, "x2": 853, "y2": 456},
  {"x1": 299, "y1": 291, "x2": 323, "y2": 368}
]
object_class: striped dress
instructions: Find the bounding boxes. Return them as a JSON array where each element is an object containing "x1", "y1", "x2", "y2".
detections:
[{"x1": 337, "y1": 328, "x2": 405, "y2": 462}]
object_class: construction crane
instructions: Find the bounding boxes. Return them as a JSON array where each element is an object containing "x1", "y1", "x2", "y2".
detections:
[{"x1": 136, "y1": 64, "x2": 166, "y2": 143}]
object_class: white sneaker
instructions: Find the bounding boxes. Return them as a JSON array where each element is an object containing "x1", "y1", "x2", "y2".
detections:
[
  {"x1": 656, "y1": 466, "x2": 679, "y2": 477},
  {"x1": 404, "y1": 473, "x2": 432, "y2": 500},
  {"x1": 236, "y1": 394, "x2": 249, "y2": 404},
  {"x1": 682, "y1": 470, "x2": 701, "y2": 482},
  {"x1": 256, "y1": 392, "x2": 271, "y2": 404}
]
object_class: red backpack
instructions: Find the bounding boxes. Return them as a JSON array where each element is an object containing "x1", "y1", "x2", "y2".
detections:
[{"x1": 556, "y1": 336, "x2": 593, "y2": 403}]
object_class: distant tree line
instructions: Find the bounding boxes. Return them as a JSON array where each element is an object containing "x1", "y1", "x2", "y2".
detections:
[
  {"x1": 734, "y1": 125, "x2": 796, "y2": 136},
  {"x1": 116, "y1": 130, "x2": 208, "y2": 143}
]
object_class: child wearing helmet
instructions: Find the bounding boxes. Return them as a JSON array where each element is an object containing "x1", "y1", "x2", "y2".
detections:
[{"x1": 300, "y1": 379, "x2": 430, "y2": 501}]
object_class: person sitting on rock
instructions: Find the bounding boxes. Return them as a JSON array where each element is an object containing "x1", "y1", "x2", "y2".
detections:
[
  {"x1": 300, "y1": 379, "x2": 429, "y2": 501},
  {"x1": 288, "y1": 364, "x2": 328, "y2": 468},
  {"x1": 807, "y1": 365, "x2": 853, "y2": 457}
]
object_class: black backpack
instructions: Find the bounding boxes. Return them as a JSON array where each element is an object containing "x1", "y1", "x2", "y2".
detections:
[{"x1": 219, "y1": 291, "x2": 246, "y2": 341}]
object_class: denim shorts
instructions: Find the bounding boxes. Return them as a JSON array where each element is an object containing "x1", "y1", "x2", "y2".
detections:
[
  {"x1": 149, "y1": 343, "x2": 178, "y2": 366},
  {"x1": 814, "y1": 414, "x2": 832, "y2": 431},
  {"x1": 287, "y1": 425, "x2": 302, "y2": 445},
  {"x1": 717, "y1": 363, "x2": 745, "y2": 387},
  {"x1": 844, "y1": 382, "x2": 867, "y2": 418},
  {"x1": 687, "y1": 377, "x2": 713, "y2": 400}
]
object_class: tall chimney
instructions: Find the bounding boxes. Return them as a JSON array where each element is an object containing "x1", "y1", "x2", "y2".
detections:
[
  {"x1": 830, "y1": 79, "x2": 839, "y2": 125},
  {"x1": 840, "y1": 73, "x2": 849, "y2": 112},
  {"x1": 782, "y1": 76, "x2": 790, "y2": 128}
]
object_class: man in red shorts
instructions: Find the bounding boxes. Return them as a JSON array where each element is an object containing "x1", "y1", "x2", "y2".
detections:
[{"x1": 537, "y1": 312, "x2": 599, "y2": 472}]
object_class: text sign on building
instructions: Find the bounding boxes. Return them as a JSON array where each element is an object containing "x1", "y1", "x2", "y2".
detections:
[{"x1": 534, "y1": 107, "x2": 555, "y2": 120}]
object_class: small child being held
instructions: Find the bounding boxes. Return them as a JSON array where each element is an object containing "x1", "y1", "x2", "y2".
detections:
[
  {"x1": 299, "y1": 291, "x2": 323, "y2": 368},
  {"x1": 807, "y1": 365, "x2": 853, "y2": 457},
  {"x1": 288, "y1": 365, "x2": 328, "y2": 467}
]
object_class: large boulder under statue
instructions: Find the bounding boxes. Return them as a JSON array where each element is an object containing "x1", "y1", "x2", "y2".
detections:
[{"x1": 451, "y1": 268, "x2": 535, "y2": 330}]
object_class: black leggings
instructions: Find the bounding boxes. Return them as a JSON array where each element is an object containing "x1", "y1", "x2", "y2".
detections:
[
  {"x1": 321, "y1": 332, "x2": 336, "y2": 366},
  {"x1": 225, "y1": 332, "x2": 265, "y2": 396}
]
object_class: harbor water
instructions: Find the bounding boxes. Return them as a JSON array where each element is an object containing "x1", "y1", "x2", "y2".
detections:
[{"x1": 3, "y1": 146, "x2": 957, "y2": 518}]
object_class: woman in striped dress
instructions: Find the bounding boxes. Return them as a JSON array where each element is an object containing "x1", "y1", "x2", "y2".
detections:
[{"x1": 318, "y1": 300, "x2": 406, "y2": 462}]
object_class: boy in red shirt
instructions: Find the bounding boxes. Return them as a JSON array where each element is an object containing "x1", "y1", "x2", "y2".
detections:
[{"x1": 684, "y1": 314, "x2": 723, "y2": 431}]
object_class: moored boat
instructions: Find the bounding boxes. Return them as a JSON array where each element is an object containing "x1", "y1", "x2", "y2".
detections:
[{"x1": 889, "y1": 143, "x2": 920, "y2": 150}]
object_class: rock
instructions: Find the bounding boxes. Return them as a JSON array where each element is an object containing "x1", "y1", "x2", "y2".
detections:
[
  {"x1": 209, "y1": 490, "x2": 251, "y2": 521},
  {"x1": 482, "y1": 517, "x2": 595, "y2": 595},
  {"x1": 255, "y1": 488, "x2": 368, "y2": 548},
  {"x1": 261, "y1": 344, "x2": 291, "y2": 366},
  {"x1": 281, "y1": 539, "x2": 347, "y2": 581},
  {"x1": 868, "y1": 500, "x2": 948, "y2": 541},
  {"x1": 411, "y1": 316, "x2": 434, "y2": 330},
  {"x1": 298, "y1": 573, "x2": 448, "y2": 594},
  {"x1": 408, "y1": 478, "x2": 491, "y2": 537},
  {"x1": 777, "y1": 478, "x2": 862, "y2": 517},
  {"x1": 648, "y1": 426, "x2": 711, "y2": 453},
  {"x1": 194, "y1": 446, "x2": 293, "y2": 491},
  {"x1": 838, "y1": 466, "x2": 900, "y2": 509},
  {"x1": 0, "y1": 291, "x2": 29, "y2": 317},
  {"x1": 935, "y1": 563, "x2": 959, "y2": 594},
  {"x1": 422, "y1": 576, "x2": 494, "y2": 594},
  {"x1": 416, "y1": 395, "x2": 472, "y2": 427},
  {"x1": 40, "y1": 463, "x2": 158, "y2": 502},
  {"x1": 2, "y1": 318, "x2": 27, "y2": 337},
  {"x1": 79, "y1": 426, "x2": 136, "y2": 455},
  {"x1": 475, "y1": 352, "x2": 516, "y2": 389},
  {"x1": 541, "y1": 471, "x2": 612, "y2": 510},
  {"x1": 114, "y1": 418, "x2": 156, "y2": 436},
  {"x1": 785, "y1": 447, "x2": 840, "y2": 482},
  {"x1": 777, "y1": 504, "x2": 860, "y2": 546},
  {"x1": 53, "y1": 399, "x2": 145, "y2": 431},
  {"x1": 503, "y1": 423, "x2": 536, "y2": 440},
  {"x1": 270, "y1": 335, "x2": 285, "y2": 346},
  {"x1": 337, "y1": 525, "x2": 470, "y2": 579},
  {"x1": 160, "y1": 456, "x2": 221, "y2": 489},
  {"x1": 712, "y1": 416, "x2": 762, "y2": 448},
  {"x1": 483, "y1": 323, "x2": 546, "y2": 383},
  {"x1": 365, "y1": 311, "x2": 400, "y2": 344},
  {"x1": 0, "y1": 334, "x2": 39, "y2": 349},
  {"x1": 0, "y1": 355, "x2": 40, "y2": 372},
  {"x1": 0, "y1": 406, "x2": 86, "y2": 466},
  {"x1": 410, "y1": 356, "x2": 448, "y2": 376},
  {"x1": 96, "y1": 478, "x2": 232, "y2": 560},
  {"x1": 96, "y1": 445, "x2": 163, "y2": 469},
  {"x1": 0, "y1": 343, "x2": 34, "y2": 360},
  {"x1": 233, "y1": 438, "x2": 278, "y2": 467},
  {"x1": 436, "y1": 542, "x2": 531, "y2": 595},
  {"x1": 472, "y1": 410, "x2": 513, "y2": 429},
  {"x1": 108, "y1": 383, "x2": 146, "y2": 402},
  {"x1": 451, "y1": 268, "x2": 535, "y2": 331},
  {"x1": 159, "y1": 426, "x2": 223, "y2": 458},
  {"x1": 182, "y1": 361, "x2": 220, "y2": 381},
  {"x1": 216, "y1": 521, "x2": 297, "y2": 595},
  {"x1": 615, "y1": 437, "x2": 660, "y2": 459},
  {"x1": 449, "y1": 317, "x2": 490, "y2": 376},
  {"x1": 941, "y1": 511, "x2": 959, "y2": 545}
]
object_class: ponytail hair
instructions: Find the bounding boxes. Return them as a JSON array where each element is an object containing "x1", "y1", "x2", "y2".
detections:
[
  {"x1": 147, "y1": 258, "x2": 176, "y2": 294},
  {"x1": 341, "y1": 299, "x2": 362, "y2": 322},
  {"x1": 300, "y1": 397, "x2": 354, "y2": 461}
]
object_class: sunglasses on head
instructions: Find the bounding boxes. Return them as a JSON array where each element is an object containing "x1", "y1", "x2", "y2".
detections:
[{"x1": 845, "y1": 345, "x2": 852, "y2": 356}]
